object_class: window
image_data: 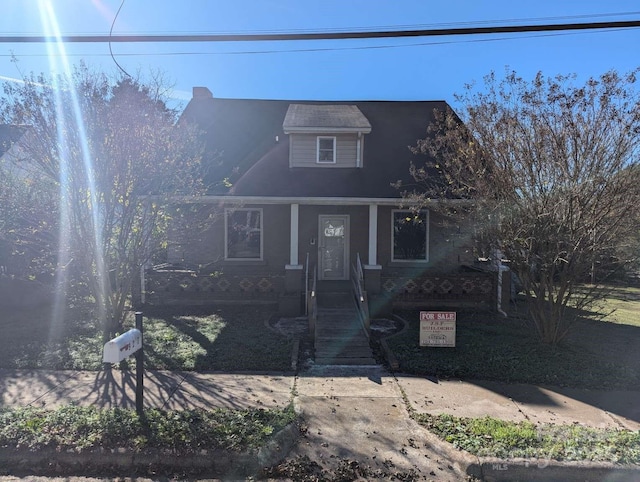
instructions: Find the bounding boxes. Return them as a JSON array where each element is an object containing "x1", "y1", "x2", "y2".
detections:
[
  {"x1": 317, "y1": 136, "x2": 336, "y2": 163},
  {"x1": 225, "y1": 208, "x2": 263, "y2": 260},
  {"x1": 392, "y1": 210, "x2": 429, "y2": 262}
]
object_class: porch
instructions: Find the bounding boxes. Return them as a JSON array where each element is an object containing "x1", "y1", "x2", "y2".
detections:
[{"x1": 142, "y1": 198, "x2": 504, "y2": 314}]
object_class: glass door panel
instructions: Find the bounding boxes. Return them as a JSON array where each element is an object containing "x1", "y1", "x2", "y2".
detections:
[{"x1": 318, "y1": 215, "x2": 349, "y2": 280}]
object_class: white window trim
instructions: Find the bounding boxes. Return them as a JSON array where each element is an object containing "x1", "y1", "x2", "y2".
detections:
[
  {"x1": 391, "y1": 209, "x2": 430, "y2": 263},
  {"x1": 316, "y1": 136, "x2": 336, "y2": 164},
  {"x1": 224, "y1": 207, "x2": 264, "y2": 261}
]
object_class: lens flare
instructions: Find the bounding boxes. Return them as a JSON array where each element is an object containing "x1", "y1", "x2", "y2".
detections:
[{"x1": 38, "y1": 0, "x2": 108, "y2": 337}]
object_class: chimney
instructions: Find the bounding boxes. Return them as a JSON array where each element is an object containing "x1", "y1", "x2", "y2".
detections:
[{"x1": 192, "y1": 87, "x2": 213, "y2": 99}]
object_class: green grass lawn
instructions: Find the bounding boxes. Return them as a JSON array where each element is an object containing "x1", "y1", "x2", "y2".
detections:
[
  {"x1": 592, "y1": 285, "x2": 640, "y2": 326},
  {"x1": 415, "y1": 413, "x2": 640, "y2": 464},
  {"x1": 0, "y1": 404, "x2": 297, "y2": 454},
  {"x1": 387, "y1": 285, "x2": 640, "y2": 390},
  {"x1": 0, "y1": 304, "x2": 292, "y2": 372}
]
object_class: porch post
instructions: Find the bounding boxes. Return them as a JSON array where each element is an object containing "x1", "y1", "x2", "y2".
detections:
[
  {"x1": 289, "y1": 203, "x2": 299, "y2": 266},
  {"x1": 282, "y1": 203, "x2": 303, "y2": 316},
  {"x1": 364, "y1": 204, "x2": 382, "y2": 293},
  {"x1": 368, "y1": 204, "x2": 377, "y2": 266}
]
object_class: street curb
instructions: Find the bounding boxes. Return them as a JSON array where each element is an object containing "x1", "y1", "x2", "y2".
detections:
[
  {"x1": 0, "y1": 421, "x2": 300, "y2": 478},
  {"x1": 472, "y1": 457, "x2": 640, "y2": 481},
  {"x1": 0, "y1": 412, "x2": 637, "y2": 480}
]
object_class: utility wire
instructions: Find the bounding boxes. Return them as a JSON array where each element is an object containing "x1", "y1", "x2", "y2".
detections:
[
  {"x1": 1, "y1": 19, "x2": 640, "y2": 43},
  {"x1": 4, "y1": 11, "x2": 640, "y2": 37},
  {"x1": 0, "y1": 28, "x2": 628, "y2": 58},
  {"x1": 109, "y1": 0, "x2": 131, "y2": 77}
]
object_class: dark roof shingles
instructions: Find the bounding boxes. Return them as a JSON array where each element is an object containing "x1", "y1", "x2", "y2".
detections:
[
  {"x1": 181, "y1": 98, "x2": 445, "y2": 199},
  {"x1": 283, "y1": 104, "x2": 371, "y2": 130}
]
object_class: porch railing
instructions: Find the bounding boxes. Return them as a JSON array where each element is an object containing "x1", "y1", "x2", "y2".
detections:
[
  {"x1": 351, "y1": 253, "x2": 370, "y2": 336},
  {"x1": 305, "y1": 252, "x2": 309, "y2": 315}
]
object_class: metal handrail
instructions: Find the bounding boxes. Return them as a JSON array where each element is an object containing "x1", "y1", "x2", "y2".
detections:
[
  {"x1": 311, "y1": 265, "x2": 317, "y2": 297},
  {"x1": 308, "y1": 264, "x2": 317, "y2": 339},
  {"x1": 351, "y1": 253, "x2": 370, "y2": 336},
  {"x1": 305, "y1": 252, "x2": 309, "y2": 315},
  {"x1": 352, "y1": 253, "x2": 365, "y2": 303},
  {"x1": 356, "y1": 252, "x2": 364, "y2": 282}
]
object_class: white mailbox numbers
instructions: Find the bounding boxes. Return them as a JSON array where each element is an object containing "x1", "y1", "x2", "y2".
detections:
[{"x1": 103, "y1": 328, "x2": 142, "y2": 363}]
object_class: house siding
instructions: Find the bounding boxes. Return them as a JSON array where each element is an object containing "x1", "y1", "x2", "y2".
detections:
[
  {"x1": 289, "y1": 134, "x2": 359, "y2": 168},
  {"x1": 377, "y1": 206, "x2": 475, "y2": 272},
  {"x1": 167, "y1": 204, "x2": 222, "y2": 265},
  {"x1": 168, "y1": 203, "x2": 474, "y2": 275},
  {"x1": 167, "y1": 203, "x2": 290, "y2": 269},
  {"x1": 152, "y1": 203, "x2": 291, "y2": 306}
]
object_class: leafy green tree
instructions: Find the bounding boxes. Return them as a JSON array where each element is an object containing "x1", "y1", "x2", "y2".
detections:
[
  {"x1": 0, "y1": 65, "x2": 204, "y2": 336},
  {"x1": 410, "y1": 69, "x2": 640, "y2": 344}
]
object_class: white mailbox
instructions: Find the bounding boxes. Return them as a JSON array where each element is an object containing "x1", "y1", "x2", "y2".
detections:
[{"x1": 103, "y1": 328, "x2": 142, "y2": 363}]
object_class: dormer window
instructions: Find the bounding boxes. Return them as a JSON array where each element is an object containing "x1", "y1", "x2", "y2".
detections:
[
  {"x1": 317, "y1": 136, "x2": 336, "y2": 163},
  {"x1": 284, "y1": 104, "x2": 371, "y2": 168}
]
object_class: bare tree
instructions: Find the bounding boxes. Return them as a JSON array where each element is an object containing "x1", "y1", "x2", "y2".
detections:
[
  {"x1": 0, "y1": 129, "x2": 58, "y2": 280},
  {"x1": 0, "y1": 65, "x2": 204, "y2": 336},
  {"x1": 411, "y1": 69, "x2": 640, "y2": 344}
]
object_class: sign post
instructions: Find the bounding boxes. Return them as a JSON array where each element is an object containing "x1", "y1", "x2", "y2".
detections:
[
  {"x1": 102, "y1": 312, "x2": 144, "y2": 417},
  {"x1": 419, "y1": 311, "x2": 456, "y2": 347}
]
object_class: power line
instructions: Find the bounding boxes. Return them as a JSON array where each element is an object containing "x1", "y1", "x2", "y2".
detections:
[
  {"x1": 25, "y1": 10, "x2": 637, "y2": 36},
  {"x1": 1, "y1": 19, "x2": 639, "y2": 44},
  {"x1": 0, "y1": 28, "x2": 626, "y2": 58}
]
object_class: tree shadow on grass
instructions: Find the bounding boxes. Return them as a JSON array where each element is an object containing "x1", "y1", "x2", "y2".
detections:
[
  {"x1": 576, "y1": 283, "x2": 640, "y2": 303},
  {"x1": 141, "y1": 305, "x2": 293, "y2": 373}
]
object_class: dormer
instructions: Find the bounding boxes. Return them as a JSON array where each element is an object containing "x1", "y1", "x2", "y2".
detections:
[{"x1": 283, "y1": 104, "x2": 372, "y2": 168}]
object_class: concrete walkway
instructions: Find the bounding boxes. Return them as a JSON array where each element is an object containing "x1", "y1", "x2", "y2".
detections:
[
  {"x1": 400, "y1": 376, "x2": 640, "y2": 431},
  {"x1": 0, "y1": 367, "x2": 639, "y2": 480}
]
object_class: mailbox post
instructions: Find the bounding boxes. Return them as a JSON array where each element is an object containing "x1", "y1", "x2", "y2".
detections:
[
  {"x1": 102, "y1": 312, "x2": 145, "y2": 417},
  {"x1": 135, "y1": 311, "x2": 144, "y2": 417}
]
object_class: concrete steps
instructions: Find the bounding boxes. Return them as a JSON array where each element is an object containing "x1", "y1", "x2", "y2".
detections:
[{"x1": 313, "y1": 292, "x2": 376, "y2": 366}]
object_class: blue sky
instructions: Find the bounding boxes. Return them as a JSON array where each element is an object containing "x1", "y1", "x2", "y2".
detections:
[{"x1": 1, "y1": 0, "x2": 640, "y2": 109}]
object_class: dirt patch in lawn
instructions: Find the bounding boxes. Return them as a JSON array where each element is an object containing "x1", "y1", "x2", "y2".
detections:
[
  {"x1": 267, "y1": 316, "x2": 309, "y2": 337},
  {"x1": 369, "y1": 317, "x2": 405, "y2": 341}
]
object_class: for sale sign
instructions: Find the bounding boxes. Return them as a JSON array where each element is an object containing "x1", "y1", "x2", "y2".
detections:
[{"x1": 420, "y1": 311, "x2": 456, "y2": 347}]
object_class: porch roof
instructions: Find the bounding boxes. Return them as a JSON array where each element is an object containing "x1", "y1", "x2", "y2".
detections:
[{"x1": 145, "y1": 194, "x2": 470, "y2": 207}]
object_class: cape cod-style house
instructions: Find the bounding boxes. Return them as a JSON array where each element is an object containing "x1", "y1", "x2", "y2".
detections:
[{"x1": 143, "y1": 88, "x2": 501, "y2": 323}]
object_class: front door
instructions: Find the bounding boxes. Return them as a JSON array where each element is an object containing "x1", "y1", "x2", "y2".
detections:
[{"x1": 318, "y1": 215, "x2": 349, "y2": 280}]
